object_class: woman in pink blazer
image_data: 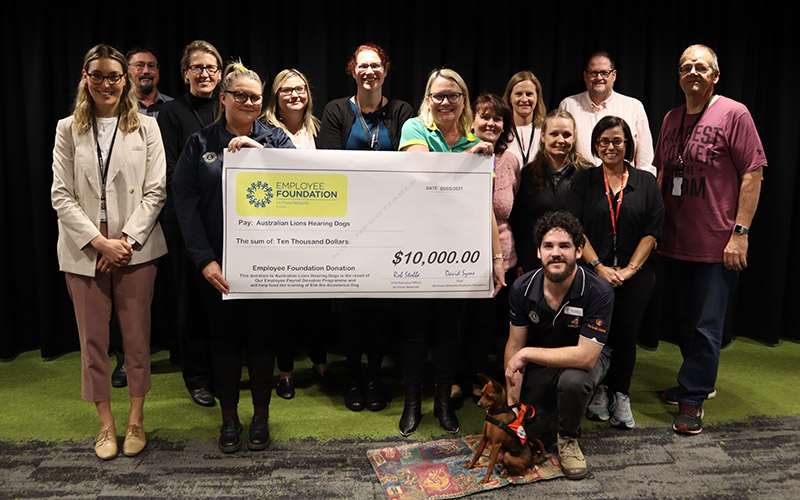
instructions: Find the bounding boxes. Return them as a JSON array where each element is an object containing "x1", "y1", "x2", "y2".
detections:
[{"x1": 51, "y1": 44, "x2": 167, "y2": 460}]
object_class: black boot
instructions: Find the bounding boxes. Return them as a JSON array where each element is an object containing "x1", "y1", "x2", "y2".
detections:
[
  {"x1": 399, "y1": 385, "x2": 422, "y2": 436},
  {"x1": 434, "y1": 384, "x2": 459, "y2": 433}
]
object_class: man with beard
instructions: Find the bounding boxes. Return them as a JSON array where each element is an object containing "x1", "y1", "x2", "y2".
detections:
[
  {"x1": 559, "y1": 51, "x2": 656, "y2": 176},
  {"x1": 653, "y1": 44, "x2": 765, "y2": 435},
  {"x1": 504, "y1": 211, "x2": 614, "y2": 480},
  {"x1": 106, "y1": 48, "x2": 174, "y2": 388},
  {"x1": 127, "y1": 47, "x2": 173, "y2": 117}
]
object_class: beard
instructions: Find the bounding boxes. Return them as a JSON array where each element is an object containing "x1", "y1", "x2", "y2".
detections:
[
  {"x1": 137, "y1": 78, "x2": 154, "y2": 96},
  {"x1": 543, "y1": 257, "x2": 577, "y2": 283}
]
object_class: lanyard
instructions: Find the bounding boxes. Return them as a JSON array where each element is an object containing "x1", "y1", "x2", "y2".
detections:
[
  {"x1": 676, "y1": 95, "x2": 713, "y2": 170},
  {"x1": 602, "y1": 166, "x2": 628, "y2": 268},
  {"x1": 354, "y1": 95, "x2": 381, "y2": 150},
  {"x1": 513, "y1": 124, "x2": 535, "y2": 164},
  {"x1": 92, "y1": 115, "x2": 120, "y2": 205}
]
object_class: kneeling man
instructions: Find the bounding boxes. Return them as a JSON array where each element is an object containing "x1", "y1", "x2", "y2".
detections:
[{"x1": 504, "y1": 211, "x2": 614, "y2": 480}]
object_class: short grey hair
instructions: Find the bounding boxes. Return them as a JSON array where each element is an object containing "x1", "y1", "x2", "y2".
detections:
[{"x1": 680, "y1": 44, "x2": 720, "y2": 73}]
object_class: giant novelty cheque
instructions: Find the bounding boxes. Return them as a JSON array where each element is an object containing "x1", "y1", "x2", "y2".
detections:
[{"x1": 222, "y1": 148, "x2": 494, "y2": 299}]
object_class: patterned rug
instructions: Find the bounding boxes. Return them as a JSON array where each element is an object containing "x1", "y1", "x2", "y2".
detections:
[{"x1": 367, "y1": 435, "x2": 564, "y2": 499}]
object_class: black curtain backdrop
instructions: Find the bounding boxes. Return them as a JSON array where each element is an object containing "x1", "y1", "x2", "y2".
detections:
[{"x1": 2, "y1": 2, "x2": 797, "y2": 359}]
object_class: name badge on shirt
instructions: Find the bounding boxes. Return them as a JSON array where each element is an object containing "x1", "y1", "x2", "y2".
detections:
[
  {"x1": 671, "y1": 176, "x2": 683, "y2": 197},
  {"x1": 564, "y1": 306, "x2": 583, "y2": 317}
]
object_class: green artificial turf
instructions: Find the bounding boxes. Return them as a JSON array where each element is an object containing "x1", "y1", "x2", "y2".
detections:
[{"x1": 1, "y1": 338, "x2": 798, "y2": 444}]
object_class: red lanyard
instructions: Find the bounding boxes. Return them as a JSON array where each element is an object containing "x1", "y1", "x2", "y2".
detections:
[{"x1": 602, "y1": 166, "x2": 628, "y2": 267}]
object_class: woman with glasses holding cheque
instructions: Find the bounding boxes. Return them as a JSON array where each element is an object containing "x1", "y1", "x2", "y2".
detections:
[
  {"x1": 262, "y1": 69, "x2": 337, "y2": 400},
  {"x1": 316, "y1": 44, "x2": 415, "y2": 413},
  {"x1": 566, "y1": 116, "x2": 663, "y2": 430},
  {"x1": 396, "y1": 68, "x2": 504, "y2": 436},
  {"x1": 157, "y1": 40, "x2": 224, "y2": 408},
  {"x1": 172, "y1": 61, "x2": 295, "y2": 454},
  {"x1": 51, "y1": 44, "x2": 167, "y2": 460}
]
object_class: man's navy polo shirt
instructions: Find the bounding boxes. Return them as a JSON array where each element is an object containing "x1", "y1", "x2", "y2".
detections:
[{"x1": 508, "y1": 266, "x2": 614, "y2": 357}]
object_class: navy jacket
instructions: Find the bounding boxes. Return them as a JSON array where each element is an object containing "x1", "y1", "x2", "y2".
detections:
[{"x1": 172, "y1": 119, "x2": 295, "y2": 269}]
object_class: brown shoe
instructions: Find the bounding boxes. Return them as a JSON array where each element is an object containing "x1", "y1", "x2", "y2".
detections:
[
  {"x1": 557, "y1": 434, "x2": 588, "y2": 480},
  {"x1": 123, "y1": 424, "x2": 146, "y2": 457},
  {"x1": 94, "y1": 427, "x2": 118, "y2": 460}
]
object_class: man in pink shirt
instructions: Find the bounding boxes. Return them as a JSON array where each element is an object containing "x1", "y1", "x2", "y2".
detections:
[
  {"x1": 559, "y1": 52, "x2": 655, "y2": 176},
  {"x1": 653, "y1": 44, "x2": 766, "y2": 436}
]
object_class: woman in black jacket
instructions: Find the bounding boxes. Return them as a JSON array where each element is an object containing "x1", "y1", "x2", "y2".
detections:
[{"x1": 172, "y1": 60, "x2": 294, "y2": 454}]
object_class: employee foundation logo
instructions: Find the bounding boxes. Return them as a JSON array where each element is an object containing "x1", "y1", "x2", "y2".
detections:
[
  {"x1": 246, "y1": 180, "x2": 273, "y2": 208},
  {"x1": 236, "y1": 172, "x2": 348, "y2": 217}
]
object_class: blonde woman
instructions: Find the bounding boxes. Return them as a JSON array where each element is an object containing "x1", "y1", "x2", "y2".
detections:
[
  {"x1": 263, "y1": 69, "x2": 319, "y2": 149},
  {"x1": 509, "y1": 109, "x2": 593, "y2": 272},
  {"x1": 51, "y1": 44, "x2": 167, "y2": 460},
  {"x1": 396, "y1": 69, "x2": 503, "y2": 437},
  {"x1": 172, "y1": 60, "x2": 294, "y2": 454}
]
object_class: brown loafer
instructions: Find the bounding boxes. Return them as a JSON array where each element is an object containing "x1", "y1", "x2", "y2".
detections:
[
  {"x1": 123, "y1": 424, "x2": 146, "y2": 457},
  {"x1": 95, "y1": 427, "x2": 118, "y2": 460}
]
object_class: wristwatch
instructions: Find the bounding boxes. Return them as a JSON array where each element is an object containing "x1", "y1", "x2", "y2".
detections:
[
  {"x1": 588, "y1": 259, "x2": 601, "y2": 270},
  {"x1": 733, "y1": 224, "x2": 749, "y2": 235}
]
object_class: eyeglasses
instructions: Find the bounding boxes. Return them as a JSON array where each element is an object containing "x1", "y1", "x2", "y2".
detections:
[
  {"x1": 679, "y1": 64, "x2": 713, "y2": 75},
  {"x1": 131, "y1": 62, "x2": 159, "y2": 71},
  {"x1": 596, "y1": 138, "x2": 627, "y2": 148},
  {"x1": 224, "y1": 90, "x2": 263, "y2": 105},
  {"x1": 586, "y1": 70, "x2": 613, "y2": 78},
  {"x1": 356, "y1": 63, "x2": 383, "y2": 72},
  {"x1": 278, "y1": 85, "x2": 307, "y2": 96},
  {"x1": 188, "y1": 65, "x2": 220, "y2": 75},
  {"x1": 428, "y1": 92, "x2": 463, "y2": 104},
  {"x1": 87, "y1": 72, "x2": 125, "y2": 85}
]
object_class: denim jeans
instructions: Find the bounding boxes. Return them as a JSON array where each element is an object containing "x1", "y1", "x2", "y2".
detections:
[{"x1": 662, "y1": 258, "x2": 738, "y2": 406}]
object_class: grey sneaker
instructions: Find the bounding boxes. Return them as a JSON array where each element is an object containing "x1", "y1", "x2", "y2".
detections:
[
  {"x1": 609, "y1": 392, "x2": 635, "y2": 429},
  {"x1": 585, "y1": 385, "x2": 610, "y2": 421},
  {"x1": 557, "y1": 434, "x2": 588, "y2": 480}
]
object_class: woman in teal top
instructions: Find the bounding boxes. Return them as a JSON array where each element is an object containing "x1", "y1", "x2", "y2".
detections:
[
  {"x1": 397, "y1": 69, "x2": 503, "y2": 437},
  {"x1": 399, "y1": 69, "x2": 493, "y2": 154}
]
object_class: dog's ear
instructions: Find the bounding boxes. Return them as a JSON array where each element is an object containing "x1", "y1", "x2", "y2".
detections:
[
  {"x1": 491, "y1": 379, "x2": 504, "y2": 393},
  {"x1": 477, "y1": 373, "x2": 490, "y2": 385}
]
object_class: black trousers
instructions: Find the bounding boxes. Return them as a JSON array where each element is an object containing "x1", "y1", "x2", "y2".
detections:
[
  {"x1": 400, "y1": 299, "x2": 461, "y2": 387},
  {"x1": 603, "y1": 263, "x2": 656, "y2": 395},
  {"x1": 195, "y1": 270, "x2": 275, "y2": 409},
  {"x1": 164, "y1": 217, "x2": 213, "y2": 391},
  {"x1": 521, "y1": 354, "x2": 610, "y2": 445},
  {"x1": 336, "y1": 299, "x2": 397, "y2": 382},
  {"x1": 274, "y1": 299, "x2": 330, "y2": 374}
]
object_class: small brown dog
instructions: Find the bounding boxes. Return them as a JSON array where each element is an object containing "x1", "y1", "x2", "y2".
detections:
[{"x1": 465, "y1": 374, "x2": 546, "y2": 484}]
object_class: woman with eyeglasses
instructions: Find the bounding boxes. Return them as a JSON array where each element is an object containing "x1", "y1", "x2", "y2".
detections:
[
  {"x1": 156, "y1": 40, "x2": 224, "y2": 409},
  {"x1": 262, "y1": 71, "x2": 338, "y2": 399},
  {"x1": 172, "y1": 61, "x2": 295, "y2": 454},
  {"x1": 566, "y1": 116, "x2": 663, "y2": 430},
  {"x1": 263, "y1": 69, "x2": 320, "y2": 150},
  {"x1": 316, "y1": 44, "x2": 414, "y2": 414},
  {"x1": 502, "y1": 71, "x2": 547, "y2": 166},
  {"x1": 317, "y1": 43, "x2": 414, "y2": 150},
  {"x1": 395, "y1": 69, "x2": 504, "y2": 436},
  {"x1": 51, "y1": 44, "x2": 167, "y2": 460},
  {"x1": 509, "y1": 109, "x2": 593, "y2": 273}
]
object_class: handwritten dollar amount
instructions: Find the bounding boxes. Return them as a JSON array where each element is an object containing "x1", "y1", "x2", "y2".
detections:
[{"x1": 392, "y1": 250, "x2": 481, "y2": 266}]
